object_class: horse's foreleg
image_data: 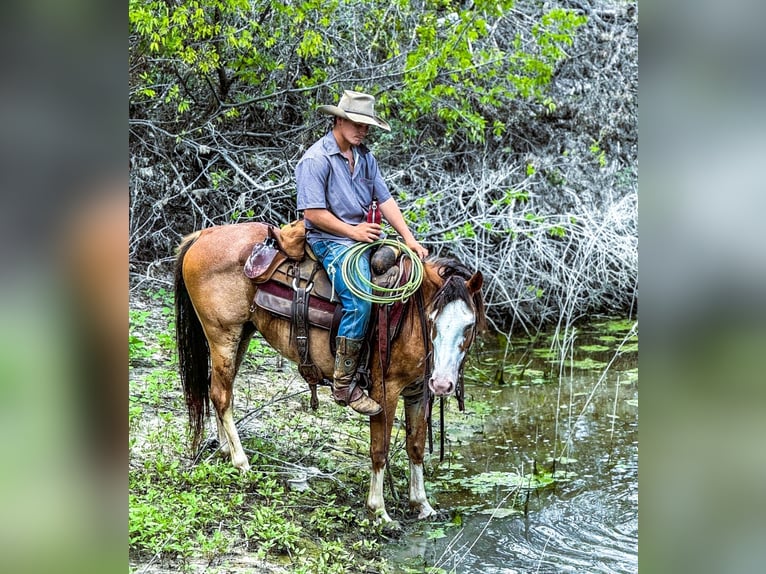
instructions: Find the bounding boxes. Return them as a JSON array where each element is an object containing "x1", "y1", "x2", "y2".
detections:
[
  {"x1": 367, "y1": 398, "x2": 398, "y2": 523},
  {"x1": 405, "y1": 398, "x2": 436, "y2": 519},
  {"x1": 208, "y1": 341, "x2": 250, "y2": 472},
  {"x1": 368, "y1": 465, "x2": 390, "y2": 523},
  {"x1": 409, "y1": 462, "x2": 436, "y2": 519}
]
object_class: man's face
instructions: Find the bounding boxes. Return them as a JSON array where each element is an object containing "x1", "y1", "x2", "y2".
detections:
[{"x1": 338, "y1": 118, "x2": 370, "y2": 145}]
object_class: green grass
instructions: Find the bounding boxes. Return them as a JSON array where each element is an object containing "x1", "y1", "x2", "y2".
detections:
[
  {"x1": 130, "y1": 288, "x2": 396, "y2": 572},
  {"x1": 129, "y1": 448, "x2": 390, "y2": 570}
]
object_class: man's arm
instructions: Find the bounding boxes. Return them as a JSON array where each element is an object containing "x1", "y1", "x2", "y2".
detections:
[
  {"x1": 378, "y1": 199, "x2": 429, "y2": 260},
  {"x1": 304, "y1": 208, "x2": 382, "y2": 243}
]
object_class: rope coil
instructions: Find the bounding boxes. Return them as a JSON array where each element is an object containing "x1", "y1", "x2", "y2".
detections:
[{"x1": 341, "y1": 239, "x2": 424, "y2": 304}]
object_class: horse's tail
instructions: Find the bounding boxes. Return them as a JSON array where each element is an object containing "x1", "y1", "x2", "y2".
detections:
[{"x1": 174, "y1": 231, "x2": 209, "y2": 451}]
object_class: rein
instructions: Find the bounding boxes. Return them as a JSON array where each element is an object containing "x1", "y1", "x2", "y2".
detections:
[
  {"x1": 421, "y1": 274, "x2": 475, "y2": 461},
  {"x1": 414, "y1": 286, "x2": 435, "y2": 456}
]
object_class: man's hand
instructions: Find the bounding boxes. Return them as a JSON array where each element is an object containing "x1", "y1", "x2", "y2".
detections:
[
  {"x1": 406, "y1": 238, "x2": 429, "y2": 261},
  {"x1": 305, "y1": 208, "x2": 382, "y2": 242},
  {"x1": 377, "y1": 198, "x2": 429, "y2": 260},
  {"x1": 351, "y1": 222, "x2": 383, "y2": 243}
]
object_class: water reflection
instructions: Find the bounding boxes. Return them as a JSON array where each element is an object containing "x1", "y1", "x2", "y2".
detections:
[{"x1": 385, "y1": 321, "x2": 638, "y2": 573}]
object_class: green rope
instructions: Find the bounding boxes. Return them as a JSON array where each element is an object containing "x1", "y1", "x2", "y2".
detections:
[{"x1": 341, "y1": 238, "x2": 424, "y2": 304}]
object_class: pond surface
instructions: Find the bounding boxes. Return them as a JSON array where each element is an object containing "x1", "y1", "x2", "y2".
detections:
[{"x1": 385, "y1": 319, "x2": 638, "y2": 573}]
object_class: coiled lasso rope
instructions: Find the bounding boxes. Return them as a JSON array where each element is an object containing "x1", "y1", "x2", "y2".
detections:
[{"x1": 341, "y1": 238, "x2": 424, "y2": 304}]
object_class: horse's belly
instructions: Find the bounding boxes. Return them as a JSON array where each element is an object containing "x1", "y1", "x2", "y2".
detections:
[{"x1": 251, "y1": 310, "x2": 334, "y2": 376}]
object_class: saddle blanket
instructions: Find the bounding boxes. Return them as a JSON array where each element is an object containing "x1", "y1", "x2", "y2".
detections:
[{"x1": 254, "y1": 280, "x2": 337, "y2": 330}]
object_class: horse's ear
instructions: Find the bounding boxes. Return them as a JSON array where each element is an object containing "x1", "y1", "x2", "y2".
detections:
[{"x1": 467, "y1": 271, "x2": 483, "y2": 293}]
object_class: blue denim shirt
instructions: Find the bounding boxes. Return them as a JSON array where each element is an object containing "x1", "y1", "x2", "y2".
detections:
[{"x1": 296, "y1": 131, "x2": 392, "y2": 247}]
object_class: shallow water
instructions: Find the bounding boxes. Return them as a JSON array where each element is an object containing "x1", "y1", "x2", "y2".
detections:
[{"x1": 385, "y1": 320, "x2": 638, "y2": 573}]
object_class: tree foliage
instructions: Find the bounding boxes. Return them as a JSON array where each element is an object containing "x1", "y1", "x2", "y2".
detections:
[
  {"x1": 130, "y1": 0, "x2": 584, "y2": 140},
  {"x1": 129, "y1": 0, "x2": 637, "y2": 332}
]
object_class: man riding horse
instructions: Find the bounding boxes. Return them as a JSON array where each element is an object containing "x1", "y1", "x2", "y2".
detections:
[
  {"x1": 295, "y1": 90, "x2": 429, "y2": 416},
  {"x1": 173, "y1": 90, "x2": 485, "y2": 520}
]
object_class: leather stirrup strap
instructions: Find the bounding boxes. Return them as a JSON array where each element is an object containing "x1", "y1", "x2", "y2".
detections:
[
  {"x1": 356, "y1": 340, "x2": 373, "y2": 391},
  {"x1": 375, "y1": 256, "x2": 412, "y2": 377},
  {"x1": 377, "y1": 303, "x2": 391, "y2": 375},
  {"x1": 291, "y1": 262, "x2": 323, "y2": 409}
]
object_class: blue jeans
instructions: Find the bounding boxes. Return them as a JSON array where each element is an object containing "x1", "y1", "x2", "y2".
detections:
[{"x1": 310, "y1": 240, "x2": 372, "y2": 340}]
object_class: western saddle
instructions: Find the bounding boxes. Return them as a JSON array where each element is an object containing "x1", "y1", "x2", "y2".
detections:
[{"x1": 243, "y1": 221, "x2": 408, "y2": 410}]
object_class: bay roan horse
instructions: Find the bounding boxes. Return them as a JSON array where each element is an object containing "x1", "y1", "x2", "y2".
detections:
[{"x1": 174, "y1": 222, "x2": 485, "y2": 522}]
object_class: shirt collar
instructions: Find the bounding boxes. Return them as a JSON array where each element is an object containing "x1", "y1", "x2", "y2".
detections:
[{"x1": 321, "y1": 130, "x2": 369, "y2": 157}]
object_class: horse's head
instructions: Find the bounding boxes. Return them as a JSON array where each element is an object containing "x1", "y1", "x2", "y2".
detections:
[{"x1": 425, "y1": 260, "x2": 485, "y2": 397}]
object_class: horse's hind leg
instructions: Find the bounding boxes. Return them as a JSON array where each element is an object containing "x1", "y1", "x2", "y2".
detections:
[
  {"x1": 208, "y1": 326, "x2": 251, "y2": 472},
  {"x1": 213, "y1": 324, "x2": 255, "y2": 461},
  {"x1": 404, "y1": 398, "x2": 436, "y2": 519}
]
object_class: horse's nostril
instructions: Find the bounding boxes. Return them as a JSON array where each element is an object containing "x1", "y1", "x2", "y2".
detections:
[{"x1": 428, "y1": 377, "x2": 455, "y2": 396}]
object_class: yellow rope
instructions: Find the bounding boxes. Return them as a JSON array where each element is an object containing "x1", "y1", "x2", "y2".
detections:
[{"x1": 341, "y1": 239, "x2": 424, "y2": 303}]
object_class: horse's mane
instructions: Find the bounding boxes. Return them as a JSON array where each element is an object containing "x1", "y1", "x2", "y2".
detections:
[
  {"x1": 429, "y1": 256, "x2": 474, "y2": 281},
  {"x1": 426, "y1": 256, "x2": 487, "y2": 333}
]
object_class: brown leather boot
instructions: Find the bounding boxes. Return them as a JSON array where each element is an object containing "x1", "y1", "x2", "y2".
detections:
[{"x1": 332, "y1": 337, "x2": 382, "y2": 416}]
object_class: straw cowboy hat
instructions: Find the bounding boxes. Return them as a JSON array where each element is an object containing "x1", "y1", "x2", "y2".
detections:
[{"x1": 317, "y1": 90, "x2": 391, "y2": 132}]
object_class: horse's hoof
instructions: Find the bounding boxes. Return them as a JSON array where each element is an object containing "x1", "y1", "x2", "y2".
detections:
[
  {"x1": 417, "y1": 507, "x2": 437, "y2": 520},
  {"x1": 381, "y1": 519, "x2": 402, "y2": 535},
  {"x1": 373, "y1": 508, "x2": 393, "y2": 524},
  {"x1": 232, "y1": 456, "x2": 251, "y2": 473}
]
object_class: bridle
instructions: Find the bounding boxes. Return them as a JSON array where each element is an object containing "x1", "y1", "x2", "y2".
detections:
[{"x1": 419, "y1": 274, "x2": 479, "y2": 461}]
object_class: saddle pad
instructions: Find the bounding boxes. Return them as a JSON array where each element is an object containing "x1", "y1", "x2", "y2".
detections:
[{"x1": 254, "y1": 281, "x2": 336, "y2": 330}]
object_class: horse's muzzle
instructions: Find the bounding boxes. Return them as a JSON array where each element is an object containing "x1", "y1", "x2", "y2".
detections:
[{"x1": 428, "y1": 376, "x2": 455, "y2": 397}]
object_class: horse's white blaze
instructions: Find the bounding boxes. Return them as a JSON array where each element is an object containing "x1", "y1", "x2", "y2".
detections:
[
  {"x1": 429, "y1": 299, "x2": 474, "y2": 395},
  {"x1": 220, "y1": 408, "x2": 250, "y2": 471},
  {"x1": 367, "y1": 467, "x2": 392, "y2": 523},
  {"x1": 409, "y1": 462, "x2": 436, "y2": 519}
]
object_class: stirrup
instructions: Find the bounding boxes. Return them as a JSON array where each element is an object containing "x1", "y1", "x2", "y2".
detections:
[
  {"x1": 333, "y1": 381, "x2": 381, "y2": 415},
  {"x1": 332, "y1": 378, "x2": 359, "y2": 406}
]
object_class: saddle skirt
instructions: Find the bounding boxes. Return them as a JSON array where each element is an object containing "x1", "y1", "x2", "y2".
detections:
[{"x1": 253, "y1": 256, "x2": 338, "y2": 331}]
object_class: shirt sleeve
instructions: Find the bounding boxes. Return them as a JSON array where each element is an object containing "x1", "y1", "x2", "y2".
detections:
[
  {"x1": 296, "y1": 156, "x2": 329, "y2": 210},
  {"x1": 368, "y1": 155, "x2": 392, "y2": 203}
]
